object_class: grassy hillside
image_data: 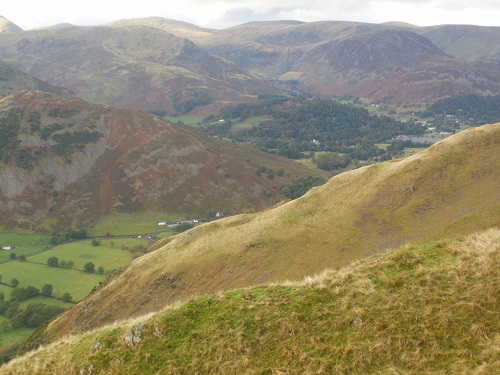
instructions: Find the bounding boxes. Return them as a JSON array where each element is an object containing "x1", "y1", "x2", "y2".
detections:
[
  {"x1": 2, "y1": 227, "x2": 498, "y2": 374},
  {"x1": 55, "y1": 123, "x2": 499, "y2": 333}
]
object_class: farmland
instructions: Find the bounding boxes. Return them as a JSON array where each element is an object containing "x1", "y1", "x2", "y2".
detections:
[{"x1": 0, "y1": 233, "x2": 155, "y2": 351}]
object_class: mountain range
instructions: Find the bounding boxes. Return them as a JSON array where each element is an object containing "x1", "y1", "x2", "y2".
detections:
[{"x1": 1, "y1": 16, "x2": 500, "y2": 110}]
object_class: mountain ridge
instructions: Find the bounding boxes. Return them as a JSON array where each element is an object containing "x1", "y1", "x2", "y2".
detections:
[
  {"x1": 41, "y1": 123, "x2": 499, "y2": 338},
  {"x1": 2, "y1": 18, "x2": 500, "y2": 106},
  {"x1": 0, "y1": 16, "x2": 23, "y2": 33},
  {"x1": 5, "y1": 227, "x2": 499, "y2": 374},
  {"x1": 0, "y1": 24, "x2": 277, "y2": 111},
  {"x1": 0, "y1": 90, "x2": 323, "y2": 232}
]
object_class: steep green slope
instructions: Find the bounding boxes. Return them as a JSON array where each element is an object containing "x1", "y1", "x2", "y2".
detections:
[
  {"x1": 3, "y1": 228, "x2": 498, "y2": 374},
  {"x1": 48, "y1": 123, "x2": 499, "y2": 335}
]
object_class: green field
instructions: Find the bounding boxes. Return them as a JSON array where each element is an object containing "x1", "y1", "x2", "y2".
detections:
[
  {"x1": 0, "y1": 234, "x2": 51, "y2": 261},
  {"x1": 0, "y1": 327, "x2": 35, "y2": 348},
  {"x1": 229, "y1": 116, "x2": 270, "y2": 132},
  {"x1": 88, "y1": 212, "x2": 183, "y2": 236},
  {"x1": 0, "y1": 284, "x2": 13, "y2": 297},
  {"x1": 18, "y1": 296, "x2": 74, "y2": 310},
  {"x1": 28, "y1": 238, "x2": 145, "y2": 272},
  {"x1": 0, "y1": 261, "x2": 104, "y2": 301},
  {"x1": 0, "y1": 234, "x2": 154, "y2": 352}
]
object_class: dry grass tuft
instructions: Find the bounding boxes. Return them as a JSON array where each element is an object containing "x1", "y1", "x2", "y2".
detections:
[{"x1": 2, "y1": 227, "x2": 498, "y2": 374}]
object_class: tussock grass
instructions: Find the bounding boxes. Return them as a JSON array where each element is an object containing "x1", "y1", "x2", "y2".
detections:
[{"x1": 1, "y1": 228, "x2": 499, "y2": 374}]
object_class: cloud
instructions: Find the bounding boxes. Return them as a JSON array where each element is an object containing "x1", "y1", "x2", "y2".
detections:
[{"x1": 3, "y1": 0, "x2": 500, "y2": 30}]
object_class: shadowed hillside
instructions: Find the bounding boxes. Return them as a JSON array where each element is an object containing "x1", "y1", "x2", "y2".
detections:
[
  {"x1": 0, "y1": 60, "x2": 73, "y2": 98},
  {"x1": 4, "y1": 228, "x2": 499, "y2": 374},
  {"x1": 38, "y1": 123, "x2": 500, "y2": 337},
  {"x1": 0, "y1": 91, "x2": 323, "y2": 232}
]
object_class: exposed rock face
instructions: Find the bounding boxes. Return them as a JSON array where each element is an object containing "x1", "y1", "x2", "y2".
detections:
[{"x1": 0, "y1": 91, "x2": 318, "y2": 232}]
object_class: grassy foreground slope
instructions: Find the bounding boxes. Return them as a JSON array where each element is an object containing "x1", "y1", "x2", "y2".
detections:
[
  {"x1": 2, "y1": 228, "x2": 499, "y2": 374},
  {"x1": 58, "y1": 123, "x2": 499, "y2": 334}
]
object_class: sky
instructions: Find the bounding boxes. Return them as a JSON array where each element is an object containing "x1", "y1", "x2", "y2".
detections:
[{"x1": 3, "y1": 0, "x2": 500, "y2": 31}]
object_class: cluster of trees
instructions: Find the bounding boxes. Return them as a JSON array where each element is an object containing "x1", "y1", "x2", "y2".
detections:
[
  {"x1": 46, "y1": 257, "x2": 104, "y2": 274},
  {"x1": 280, "y1": 176, "x2": 327, "y2": 200},
  {"x1": 51, "y1": 130, "x2": 102, "y2": 160},
  {"x1": 214, "y1": 95, "x2": 288, "y2": 121},
  {"x1": 9, "y1": 253, "x2": 26, "y2": 261},
  {"x1": 0, "y1": 300, "x2": 65, "y2": 332},
  {"x1": 200, "y1": 97, "x2": 426, "y2": 162},
  {"x1": 0, "y1": 109, "x2": 22, "y2": 165},
  {"x1": 0, "y1": 281, "x2": 71, "y2": 304},
  {"x1": 0, "y1": 108, "x2": 103, "y2": 170},
  {"x1": 46, "y1": 256, "x2": 75, "y2": 269},
  {"x1": 422, "y1": 94, "x2": 500, "y2": 125},
  {"x1": 313, "y1": 153, "x2": 350, "y2": 172},
  {"x1": 50, "y1": 228, "x2": 87, "y2": 245},
  {"x1": 172, "y1": 90, "x2": 211, "y2": 114},
  {"x1": 255, "y1": 166, "x2": 285, "y2": 180}
]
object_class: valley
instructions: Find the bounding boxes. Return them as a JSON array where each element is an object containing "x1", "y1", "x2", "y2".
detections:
[{"x1": 0, "y1": 14, "x2": 499, "y2": 373}]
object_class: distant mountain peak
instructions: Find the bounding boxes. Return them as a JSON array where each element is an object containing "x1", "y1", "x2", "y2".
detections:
[{"x1": 0, "y1": 15, "x2": 23, "y2": 33}]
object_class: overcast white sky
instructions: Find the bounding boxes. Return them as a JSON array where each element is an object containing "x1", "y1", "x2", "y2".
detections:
[{"x1": 3, "y1": 0, "x2": 500, "y2": 30}]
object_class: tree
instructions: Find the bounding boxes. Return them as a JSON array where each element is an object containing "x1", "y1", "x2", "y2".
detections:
[
  {"x1": 9, "y1": 253, "x2": 16, "y2": 260},
  {"x1": 314, "y1": 153, "x2": 349, "y2": 171},
  {"x1": 61, "y1": 293, "x2": 72, "y2": 302},
  {"x1": 18, "y1": 255, "x2": 26, "y2": 261},
  {"x1": 67, "y1": 260, "x2": 74, "y2": 269},
  {"x1": 47, "y1": 256, "x2": 59, "y2": 267},
  {"x1": 83, "y1": 262, "x2": 95, "y2": 273},
  {"x1": 91, "y1": 239, "x2": 101, "y2": 246},
  {"x1": 10, "y1": 287, "x2": 26, "y2": 301},
  {"x1": 41, "y1": 284, "x2": 53, "y2": 297},
  {"x1": 26, "y1": 286, "x2": 39, "y2": 298},
  {"x1": 97, "y1": 266, "x2": 104, "y2": 275},
  {"x1": 174, "y1": 222, "x2": 194, "y2": 233},
  {"x1": 11, "y1": 278, "x2": 19, "y2": 287}
]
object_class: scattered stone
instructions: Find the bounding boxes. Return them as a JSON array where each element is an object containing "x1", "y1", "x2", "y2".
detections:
[
  {"x1": 124, "y1": 323, "x2": 145, "y2": 347},
  {"x1": 153, "y1": 324, "x2": 163, "y2": 338},
  {"x1": 352, "y1": 317, "x2": 363, "y2": 328},
  {"x1": 90, "y1": 340, "x2": 103, "y2": 354},
  {"x1": 79, "y1": 364, "x2": 94, "y2": 375}
]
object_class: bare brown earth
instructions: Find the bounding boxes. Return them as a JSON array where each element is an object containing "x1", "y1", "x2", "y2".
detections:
[
  {"x1": 42, "y1": 123, "x2": 499, "y2": 342},
  {"x1": 0, "y1": 91, "x2": 324, "y2": 232}
]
